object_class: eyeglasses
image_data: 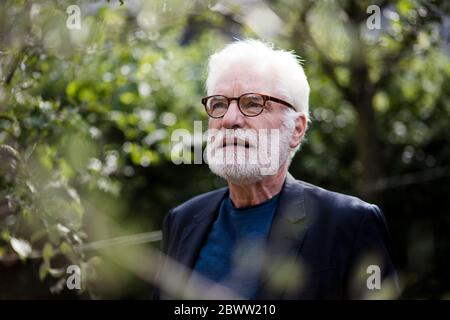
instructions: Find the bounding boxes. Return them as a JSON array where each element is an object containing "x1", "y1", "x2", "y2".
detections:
[{"x1": 201, "y1": 93, "x2": 296, "y2": 118}]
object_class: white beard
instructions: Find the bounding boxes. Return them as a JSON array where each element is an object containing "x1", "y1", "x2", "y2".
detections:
[{"x1": 206, "y1": 122, "x2": 294, "y2": 185}]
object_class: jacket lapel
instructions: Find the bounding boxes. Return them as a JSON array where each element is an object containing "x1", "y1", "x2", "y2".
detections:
[
  {"x1": 257, "y1": 173, "x2": 310, "y2": 299},
  {"x1": 176, "y1": 187, "x2": 229, "y2": 269}
]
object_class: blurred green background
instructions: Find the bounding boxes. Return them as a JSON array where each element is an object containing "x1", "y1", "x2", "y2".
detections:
[{"x1": 0, "y1": 0, "x2": 449, "y2": 299}]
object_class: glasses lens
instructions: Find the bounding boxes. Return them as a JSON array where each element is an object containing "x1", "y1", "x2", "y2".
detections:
[
  {"x1": 240, "y1": 94, "x2": 264, "y2": 116},
  {"x1": 206, "y1": 96, "x2": 228, "y2": 117}
]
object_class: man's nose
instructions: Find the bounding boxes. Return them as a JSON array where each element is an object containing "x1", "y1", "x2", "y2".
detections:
[{"x1": 221, "y1": 100, "x2": 245, "y2": 129}]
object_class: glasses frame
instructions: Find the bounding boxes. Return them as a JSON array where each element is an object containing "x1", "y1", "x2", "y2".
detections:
[{"x1": 201, "y1": 92, "x2": 296, "y2": 118}]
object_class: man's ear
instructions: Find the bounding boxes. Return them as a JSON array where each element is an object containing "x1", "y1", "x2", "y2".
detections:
[{"x1": 290, "y1": 113, "x2": 307, "y2": 149}]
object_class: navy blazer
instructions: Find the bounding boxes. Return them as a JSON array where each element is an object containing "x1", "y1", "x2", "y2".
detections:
[{"x1": 154, "y1": 173, "x2": 399, "y2": 299}]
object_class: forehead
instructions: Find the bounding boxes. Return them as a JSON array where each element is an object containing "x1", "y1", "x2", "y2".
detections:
[{"x1": 209, "y1": 64, "x2": 276, "y2": 96}]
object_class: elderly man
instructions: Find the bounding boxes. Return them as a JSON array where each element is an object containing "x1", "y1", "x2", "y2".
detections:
[{"x1": 155, "y1": 39, "x2": 399, "y2": 300}]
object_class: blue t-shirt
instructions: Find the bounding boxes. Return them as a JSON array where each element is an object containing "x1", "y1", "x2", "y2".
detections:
[{"x1": 193, "y1": 192, "x2": 280, "y2": 299}]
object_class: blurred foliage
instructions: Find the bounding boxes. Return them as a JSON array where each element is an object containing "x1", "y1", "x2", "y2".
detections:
[{"x1": 0, "y1": 0, "x2": 449, "y2": 299}]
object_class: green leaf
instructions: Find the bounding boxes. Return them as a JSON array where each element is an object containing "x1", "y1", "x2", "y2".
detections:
[
  {"x1": 66, "y1": 81, "x2": 78, "y2": 99},
  {"x1": 43, "y1": 242, "x2": 54, "y2": 265},
  {"x1": 39, "y1": 262, "x2": 49, "y2": 281},
  {"x1": 60, "y1": 241, "x2": 78, "y2": 263},
  {"x1": 1, "y1": 230, "x2": 10, "y2": 241}
]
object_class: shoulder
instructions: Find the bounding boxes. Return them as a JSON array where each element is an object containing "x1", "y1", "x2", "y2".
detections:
[
  {"x1": 293, "y1": 179, "x2": 392, "y2": 264},
  {"x1": 294, "y1": 179, "x2": 383, "y2": 227},
  {"x1": 166, "y1": 187, "x2": 228, "y2": 224},
  {"x1": 171, "y1": 187, "x2": 228, "y2": 214}
]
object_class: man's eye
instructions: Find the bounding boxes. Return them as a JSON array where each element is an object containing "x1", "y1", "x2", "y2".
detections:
[
  {"x1": 243, "y1": 101, "x2": 261, "y2": 109},
  {"x1": 212, "y1": 102, "x2": 227, "y2": 109}
]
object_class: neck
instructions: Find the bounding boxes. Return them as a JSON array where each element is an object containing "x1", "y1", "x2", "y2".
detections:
[{"x1": 227, "y1": 166, "x2": 288, "y2": 208}]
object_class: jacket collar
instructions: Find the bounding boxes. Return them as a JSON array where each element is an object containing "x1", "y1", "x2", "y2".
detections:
[
  {"x1": 273, "y1": 172, "x2": 307, "y2": 225},
  {"x1": 176, "y1": 187, "x2": 228, "y2": 269},
  {"x1": 256, "y1": 172, "x2": 309, "y2": 299}
]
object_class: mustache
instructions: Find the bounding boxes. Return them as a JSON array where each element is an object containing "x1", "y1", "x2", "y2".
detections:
[{"x1": 207, "y1": 129, "x2": 258, "y2": 150}]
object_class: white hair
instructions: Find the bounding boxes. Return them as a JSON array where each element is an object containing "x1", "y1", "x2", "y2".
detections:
[{"x1": 205, "y1": 39, "x2": 310, "y2": 122}]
